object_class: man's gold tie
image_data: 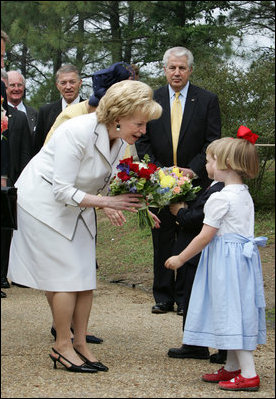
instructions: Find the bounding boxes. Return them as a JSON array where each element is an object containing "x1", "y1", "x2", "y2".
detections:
[{"x1": 171, "y1": 92, "x2": 182, "y2": 165}]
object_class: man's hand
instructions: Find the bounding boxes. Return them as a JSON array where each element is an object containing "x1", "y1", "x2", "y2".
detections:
[
  {"x1": 169, "y1": 202, "x2": 187, "y2": 216},
  {"x1": 164, "y1": 256, "x2": 183, "y2": 270},
  {"x1": 1, "y1": 177, "x2": 7, "y2": 187},
  {"x1": 178, "y1": 167, "x2": 197, "y2": 179}
]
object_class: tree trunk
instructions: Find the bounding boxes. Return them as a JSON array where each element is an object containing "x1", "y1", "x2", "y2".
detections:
[
  {"x1": 124, "y1": 3, "x2": 134, "y2": 63},
  {"x1": 109, "y1": 1, "x2": 122, "y2": 62}
]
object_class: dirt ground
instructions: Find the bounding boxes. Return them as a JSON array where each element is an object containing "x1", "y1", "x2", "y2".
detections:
[
  {"x1": 1, "y1": 282, "x2": 275, "y2": 398},
  {"x1": 1, "y1": 245, "x2": 274, "y2": 398}
]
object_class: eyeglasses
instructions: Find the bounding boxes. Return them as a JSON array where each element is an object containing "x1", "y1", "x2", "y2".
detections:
[{"x1": 9, "y1": 83, "x2": 24, "y2": 88}]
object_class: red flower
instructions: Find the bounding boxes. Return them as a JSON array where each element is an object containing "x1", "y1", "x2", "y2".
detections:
[
  {"x1": 120, "y1": 156, "x2": 133, "y2": 166},
  {"x1": 129, "y1": 163, "x2": 139, "y2": 174},
  {"x1": 148, "y1": 163, "x2": 158, "y2": 173},
  {"x1": 138, "y1": 168, "x2": 153, "y2": 180},
  {"x1": 118, "y1": 171, "x2": 131, "y2": 181}
]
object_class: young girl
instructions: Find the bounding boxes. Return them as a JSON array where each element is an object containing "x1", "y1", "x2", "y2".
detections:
[{"x1": 165, "y1": 128, "x2": 267, "y2": 392}]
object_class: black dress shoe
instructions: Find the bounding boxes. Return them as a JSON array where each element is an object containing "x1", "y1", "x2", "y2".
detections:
[
  {"x1": 176, "y1": 305, "x2": 184, "y2": 316},
  {"x1": 210, "y1": 350, "x2": 227, "y2": 364},
  {"x1": 11, "y1": 282, "x2": 29, "y2": 288},
  {"x1": 86, "y1": 335, "x2": 103, "y2": 344},
  {"x1": 1, "y1": 290, "x2": 7, "y2": 298},
  {"x1": 168, "y1": 344, "x2": 210, "y2": 359},
  {"x1": 51, "y1": 327, "x2": 103, "y2": 344},
  {"x1": 151, "y1": 303, "x2": 174, "y2": 314},
  {"x1": 1, "y1": 277, "x2": 10, "y2": 289}
]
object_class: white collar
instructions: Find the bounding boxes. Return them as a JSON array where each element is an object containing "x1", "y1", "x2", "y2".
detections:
[
  {"x1": 62, "y1": 96, "x2": 80, "y2": 110},
  {"x1": 168, "y1": 81, "x2": 190, "y2": 100},
  {"x1": 8, "y1": 101, "x2": 26, "y2": 113}
]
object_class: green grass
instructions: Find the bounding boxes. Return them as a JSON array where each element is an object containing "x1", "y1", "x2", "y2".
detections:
[
  {"x1": 96, "y1": 212, "x2": 153, "y2": 280},
  {"x1": 255, "y1": 209, "x2": 275, "y2": 242},
  {"x1": 96, "y1": 208, "x2": 274, "y2": 276},
  {"x1": 249, "y1": 160, "x2": 275, "y2": 210}
]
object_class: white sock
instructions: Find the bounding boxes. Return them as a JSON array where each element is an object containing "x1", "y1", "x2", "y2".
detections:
[
  {"x1": 235, "y1": 350, "x2": 257, "y2": 378},
  {"x1": 224, "y1": 350, "x2": 240, "y2": 371}
]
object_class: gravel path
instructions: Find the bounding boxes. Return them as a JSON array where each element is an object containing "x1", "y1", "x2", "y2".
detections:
[{"x1": 1, "y1": 281, "x2": 275, "y2": 398}]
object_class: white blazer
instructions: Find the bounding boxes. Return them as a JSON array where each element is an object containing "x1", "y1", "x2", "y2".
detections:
[{"x1": 16, "y1": 113, "x2": 126, "y2": 240}]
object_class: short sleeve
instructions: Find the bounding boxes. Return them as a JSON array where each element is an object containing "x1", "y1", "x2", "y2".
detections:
[{"x1": 203, "y1": 191, "x2": 229, "y2": 228}]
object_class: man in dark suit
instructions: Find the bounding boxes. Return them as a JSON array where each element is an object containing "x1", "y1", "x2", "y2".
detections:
[
  {"x1": 6, "y1": 70, "x2": 38, "y2": 136},
  {"x1": 5, "y1": 106, "x2": 33, "y2": 185},
  {"x1": 135, "y1": 46, "x2": 221, "y2": 315},
  {"x1": 1, "y1": 100, "x2": 33, "y2": 290},
  {"x1": 1, "y1": 30, "x2": 10, "y2": 298},
  {"x1": 1, "y1": 79, "x2": 10, "y2": 298},
  {"x1": 1, "y1": 79, "x2": 9, "y2": 188},
  {"x1": 33, "y1": 64, "x2": 84, "y2": 156}
]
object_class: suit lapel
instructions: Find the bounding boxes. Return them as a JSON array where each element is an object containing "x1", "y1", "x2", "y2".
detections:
[
  {"x1": 179, "y1": 84, "x2": 197, "y2": 141},
  {"x1": 53, "y1": 99, "x2": 62, "y2": 115},
  {"x1": 156, "y1": 86, "x2": 173, "y2": 147},
  {"x1": 94, "y1": 123, "x2": 124, "y2": 169}
]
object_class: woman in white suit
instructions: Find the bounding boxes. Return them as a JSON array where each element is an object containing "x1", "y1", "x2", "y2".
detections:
[{"x1": 8, "y1": 80, "x2": 162, "y2": 373}]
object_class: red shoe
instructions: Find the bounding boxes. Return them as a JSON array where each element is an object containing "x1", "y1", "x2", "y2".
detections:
[
  {"x1": 202, "y1": 367, "x2": 241, "y2": 383},
  {"x1": 219, "y1": 374, "x2": 260, "y2": 391}
]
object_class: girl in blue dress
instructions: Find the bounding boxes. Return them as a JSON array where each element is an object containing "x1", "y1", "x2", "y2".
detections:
[{"x1": 165, "y1": 127, "x2": 267, "y2": 392}]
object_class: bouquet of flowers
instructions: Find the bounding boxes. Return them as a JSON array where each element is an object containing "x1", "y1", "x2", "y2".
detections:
[
  {"x1": 108, "y1": 155, "x2": 159, "y2": 229},
  {"x1": 149, "y1": 166, "x2": 201, "y2": 209},
  {"x1": 109, "y1": 155, "x2": 201, "y2": 229}
]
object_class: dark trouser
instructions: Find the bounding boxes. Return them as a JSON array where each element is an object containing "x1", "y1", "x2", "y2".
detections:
[
  {"x1": 1, "y1": 229, "x2": 12, "y2": 279},
  {"x1": 179, "y1": 262, "x2": 197, "y2": 330},
  {"x1": 151, "y1": 207, "x2": 185, "y2": 305}
]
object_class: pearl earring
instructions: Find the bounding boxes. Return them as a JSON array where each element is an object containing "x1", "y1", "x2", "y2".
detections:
[{"x1": 116, "y1": 124, "x2": 120, "y2": 131}]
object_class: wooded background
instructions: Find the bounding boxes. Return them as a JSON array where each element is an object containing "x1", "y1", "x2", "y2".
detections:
[{"x1": 1, "y1": 0, "x2": 275, "y2": 186}]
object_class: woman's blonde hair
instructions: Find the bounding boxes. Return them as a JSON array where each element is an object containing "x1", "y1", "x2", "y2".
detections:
[
  {"x1": 206, "y1": 137, "x2": 259, "y2": 179},
  {"x1": 96, "y1": 80, "x2": 162, "y2": 125}
]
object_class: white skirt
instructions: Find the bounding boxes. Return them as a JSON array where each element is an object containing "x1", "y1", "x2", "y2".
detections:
[{"x1": 7, "y1": 206, "x2": 96, "y2": 292}]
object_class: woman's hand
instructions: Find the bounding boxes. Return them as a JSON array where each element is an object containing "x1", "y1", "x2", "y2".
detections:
[
  {"x1": 164, "y1": 256, "x2": 183, "y2": 270},
  {"x1": 106, "y1": 193, "x2": 143, "y2": 212},
  {"x1": 103, "y1": 207, "x2": 126, "y2": 226},
  {"x1": 81, "y1": 193, "x2": 143, "y2": 212}
]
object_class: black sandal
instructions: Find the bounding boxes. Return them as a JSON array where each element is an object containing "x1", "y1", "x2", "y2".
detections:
[{"x1": 49, "y1": 347, "x2": 98, "y2": 373}]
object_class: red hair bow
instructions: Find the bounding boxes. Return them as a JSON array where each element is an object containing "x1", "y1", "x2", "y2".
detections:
[{"x1": 237, "y1": 126, "x2": 259, "y2": 144}]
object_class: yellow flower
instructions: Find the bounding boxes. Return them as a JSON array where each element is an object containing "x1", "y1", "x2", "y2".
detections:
[
  {"x1": 172, "y1": 167, "x2": 183, "y2": 177},
  {"x1": 160, "y1": 175, "x2": 176, "y2": 188},
  {"x1": 159, "y1": 170, "x2": 166, "y2": 180}
]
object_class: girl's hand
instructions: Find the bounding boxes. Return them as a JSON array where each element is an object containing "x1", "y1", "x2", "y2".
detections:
[
  {"x1": 102, "y1": 207, "x2": 126, "y2": 226},
  {"x1": 164, "y1": 256, "x2": 183, "y2": 270},
  {"x1": 149, "y1": 210, "x2": 161, "y2": 229}
]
